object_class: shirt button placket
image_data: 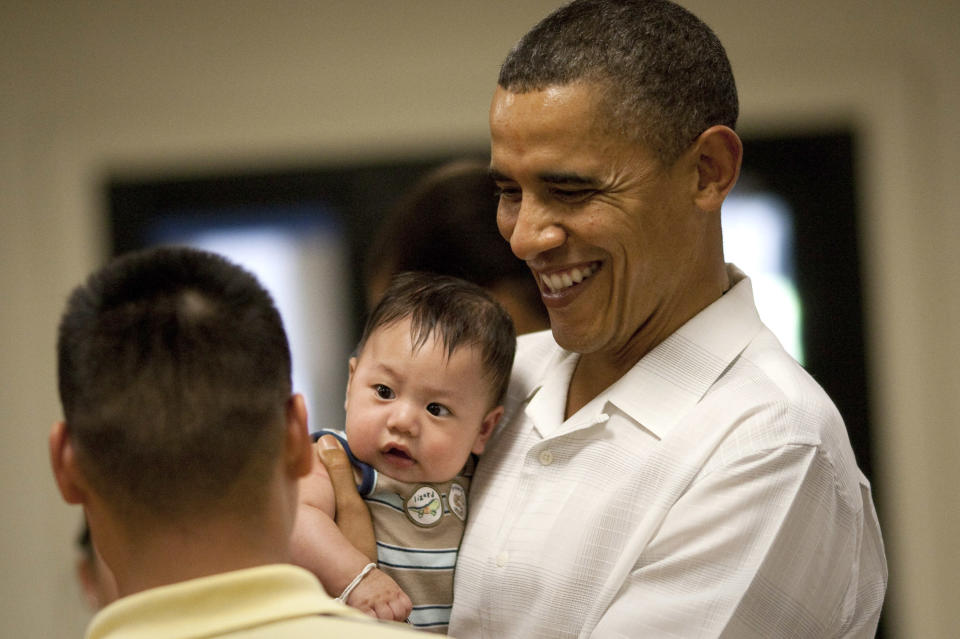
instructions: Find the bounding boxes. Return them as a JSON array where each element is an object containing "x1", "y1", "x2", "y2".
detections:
[{"x1": 538, "y1": 449, "x2": 554, "y2": 466}]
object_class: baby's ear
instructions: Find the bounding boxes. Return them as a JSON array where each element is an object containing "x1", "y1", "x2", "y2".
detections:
[
  {"x1": 472, "y1": 405, "x2": 504, "y2": 455},
  {"x1": 344, "y1": 357, "x2": 358, "y2": 412}
]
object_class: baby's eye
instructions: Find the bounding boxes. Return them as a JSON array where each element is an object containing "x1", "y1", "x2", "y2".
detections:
[
  {"x1": 426, "y1": 403, "x2": 451, "y2": 417},
  {"x1": 374, "y1": 384, "x2": 395, "y2": 399}
]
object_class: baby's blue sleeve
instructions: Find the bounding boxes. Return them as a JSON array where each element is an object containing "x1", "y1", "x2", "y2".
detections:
[{"x1": 310, "y1": 429, "x2": 378, "y2": 496}]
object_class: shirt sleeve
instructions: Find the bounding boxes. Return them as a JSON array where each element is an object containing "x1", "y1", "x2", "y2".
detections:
[{"x1": 591, "y1": 443, "x2": 885, "y2": 638}]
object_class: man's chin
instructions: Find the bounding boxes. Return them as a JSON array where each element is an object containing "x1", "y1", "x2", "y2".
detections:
[{"x1": 549, "y1": 323, "x2": 603, "y2": 355}]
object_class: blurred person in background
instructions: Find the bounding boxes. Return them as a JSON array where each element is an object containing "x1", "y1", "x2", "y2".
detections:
[{"x1": 365, "y1": 159, "x2": 548, "y2": 335}]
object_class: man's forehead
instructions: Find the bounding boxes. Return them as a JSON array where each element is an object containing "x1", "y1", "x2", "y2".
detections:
[
  {"x1": 488, "y1": 87, "x2": 640, "y2": 181},
  {"x1": 490, "y1": 83, "x2": 603, "y2": 124}
]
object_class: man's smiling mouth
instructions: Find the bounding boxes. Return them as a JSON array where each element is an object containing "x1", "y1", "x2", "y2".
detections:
[{"x1": 540, "y1": 262, "x2": 600, "y2": 293}]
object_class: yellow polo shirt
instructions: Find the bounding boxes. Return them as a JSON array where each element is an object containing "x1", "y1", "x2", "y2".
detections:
[{"x1": 86, "y1": 564, "x2": 427, "y2": 638}]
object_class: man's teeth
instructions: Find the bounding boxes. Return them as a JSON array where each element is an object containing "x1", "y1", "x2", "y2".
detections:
[{"x1": 542, "y1": 264, "x2": 597, "y2": 293}]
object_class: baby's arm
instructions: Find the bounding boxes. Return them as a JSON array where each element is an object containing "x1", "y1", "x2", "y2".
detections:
[
  {"x1": 316, "y1": 436, "x2": 377, "y2": 562},
  {"x1": 290, "y1": 436, "x2": 412, "y2": 621}
]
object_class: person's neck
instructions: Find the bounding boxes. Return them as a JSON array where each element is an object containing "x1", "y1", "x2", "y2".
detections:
[
  {"x1": 107, "y1": 511, "x2": 291, "y2": 598},
  {"x1": 564, "y1": 263, "x2": 730, "y2": 420}
]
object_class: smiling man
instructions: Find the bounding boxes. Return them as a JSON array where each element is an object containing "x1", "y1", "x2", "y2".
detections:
[{"x1": 450, "y1": 1, "x2": 887, "y2": 637}]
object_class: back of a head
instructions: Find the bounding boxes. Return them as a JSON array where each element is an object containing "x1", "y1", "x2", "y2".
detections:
[
  {"x1": 359, "y1": 271, "x2": 516, "y2": 407},
  {"x1": 499, "y1": 0, "x2": 738, "y2": 164},
  {"x1": 57, "y1": 246, "x2": 293, "y2": 522}
]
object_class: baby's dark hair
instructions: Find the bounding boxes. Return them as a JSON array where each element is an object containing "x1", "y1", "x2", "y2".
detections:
[{"x1": 357, "y1": 271, "x2": 516, "y2": 405}]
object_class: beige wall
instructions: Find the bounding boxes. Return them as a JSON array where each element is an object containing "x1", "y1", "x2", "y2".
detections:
[{"x1": 2, "y1": 1, "x2": 957, "y2": 636}]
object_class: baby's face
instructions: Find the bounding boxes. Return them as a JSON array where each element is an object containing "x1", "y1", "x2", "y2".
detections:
[{"x1": 344, "y1": 317, "x2": 502, "y2": 484}]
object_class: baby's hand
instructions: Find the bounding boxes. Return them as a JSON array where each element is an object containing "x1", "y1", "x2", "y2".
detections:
[{"x1": 345, "y1": 567, "x2": 413, "y2": 622}]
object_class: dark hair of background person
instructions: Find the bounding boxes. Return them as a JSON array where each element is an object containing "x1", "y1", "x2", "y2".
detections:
[
  {"x1": 364, "y1": 159, "x2": 549, "y2": 335},
  {"x1": 499, "y1": 0, "x2": 738, "y2": 164},
  {"x1": 56, "y1": 246, "x2": 293, "y2": 523},
  {"x1": 358, "y1": 271, "x2": 517, "y2": 406}
]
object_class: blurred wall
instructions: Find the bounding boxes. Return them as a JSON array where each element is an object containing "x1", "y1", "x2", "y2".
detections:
[{"x1": 1, "y1": 1, "x2": 957, "y2": 636}]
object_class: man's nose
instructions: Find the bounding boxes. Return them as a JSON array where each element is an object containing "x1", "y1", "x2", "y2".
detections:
[{"x1": 499, "y1": 199, "x2": 566, "y2": 262}]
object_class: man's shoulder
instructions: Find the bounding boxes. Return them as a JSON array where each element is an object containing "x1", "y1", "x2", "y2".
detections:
[
  {"x1": 86, "y1": 565, "x2": 429, "y2": 639},
  {"x1": 700, "y1": 327, "x2": 865, "y2": 489},
  {"x1": 729, "y1": 328, "x2": 843, "y2": 430}
]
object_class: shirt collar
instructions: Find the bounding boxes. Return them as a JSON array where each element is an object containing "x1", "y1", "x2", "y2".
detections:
[
  {"x1": 524, "y1": 265, "x2": 763, "y2": 440},
  {"x1": 86, "y1": 564, "x2": 364, "y2": 639},
  {"x1": 608, "y1": 264, "x2": 762, "y2": 438}
]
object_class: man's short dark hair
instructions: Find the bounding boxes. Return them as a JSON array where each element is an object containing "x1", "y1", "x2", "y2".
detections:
[
  {"x1": 499, "y1": 0, "x2": 738, "y2": 164},
  {"x1": 57, "y1": 246, "x2": 293, "y2": 520},
  {"x1": 358, "y1": 271, "x2": 516, "y2": 406}
]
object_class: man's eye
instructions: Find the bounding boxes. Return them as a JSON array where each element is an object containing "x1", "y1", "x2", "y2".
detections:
[
  {"x1": 426, "y1": 403, "x2": 451, "y2": 417},
  {"x1": 374, "y1": 384, "x2": 395, "y2": 399},
  {"x1": 552, "y1": 188, "x2": 595, "y2": 203},
  {"x1": 494, "y1": 185, "x2": 522, "y2": 202}
]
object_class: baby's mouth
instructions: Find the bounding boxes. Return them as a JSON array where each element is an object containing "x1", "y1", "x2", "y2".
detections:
[{"x1": 383, "y1": 446, "x2": 414, "y2": 465}]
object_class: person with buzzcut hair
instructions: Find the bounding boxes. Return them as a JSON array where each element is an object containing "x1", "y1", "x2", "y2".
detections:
[
  {"x1": 450, "y1": 1, "x2": 887, "y2": 637},
  {"x1": 49, "y1": 246, "x2": 430, "y2": 638}
]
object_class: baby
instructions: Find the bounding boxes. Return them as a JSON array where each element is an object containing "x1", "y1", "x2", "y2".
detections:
[{"x1": 292, "y1": 271, "x2": 516, "y2": 633}]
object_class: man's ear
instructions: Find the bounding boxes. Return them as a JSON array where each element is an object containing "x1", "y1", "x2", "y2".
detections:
[
  {"x1": 471, "y1": 405, "x2": 504, "y2": 456},
  {"x1": 692, "y1": 125, "x2": 742, "y2": 212},
  {"x1": 49, "y1": 421, "x2": 87, "y2": 505},
  {"x1": 284, "y1": 394, "x2": 312, "y2": 479}
]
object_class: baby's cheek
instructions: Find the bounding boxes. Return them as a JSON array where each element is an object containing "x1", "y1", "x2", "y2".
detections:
[{"x1": 344, "y1": 421, "x2": 377, "y2": 462}]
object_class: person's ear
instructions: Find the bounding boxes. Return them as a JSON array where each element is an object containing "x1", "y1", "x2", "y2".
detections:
[
  {"x1": 284, "y1": 394, "x2": 312, "y2": 479},
  {"x1": 49, "y1": 421, "x2": 87, "y2": 505},
  {"x1": 344, "y1": 356, "x2": 358, "y2": 412},
  {"x1": 471, "y1": 405, "x2": 504, "y2": 455},
  {"x1": 692, "y1": 125, "x2": 742, "y2": 212}
]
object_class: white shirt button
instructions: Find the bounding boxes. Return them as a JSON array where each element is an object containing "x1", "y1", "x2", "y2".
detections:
[
  {"x1": 539, "y1": 449, "x2": 554, "y2": 466},
  {"x1": 496, "y1": 551, "x2": 509, "y2": 567}
]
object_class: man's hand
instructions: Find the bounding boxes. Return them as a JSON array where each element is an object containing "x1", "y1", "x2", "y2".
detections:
[
  {"x1": 345, "y1": 567, "x2": 413, "y2": 622},
  {"x1": 316, "y1": 435, "x2": 378, "y2": 562}
]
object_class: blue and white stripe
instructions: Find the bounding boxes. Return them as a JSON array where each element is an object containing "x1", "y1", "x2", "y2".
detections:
[
  {"x1": 376, "y1": 541, "x2": 458, "y2": 571},
  {"x1": 408, "y1": 604, "x2": 452, "y2": 629}
]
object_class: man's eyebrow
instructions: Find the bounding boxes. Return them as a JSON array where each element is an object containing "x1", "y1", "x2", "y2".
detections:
[{"x1": 488, "y1": 168, "x2": 600, "y2": 187}]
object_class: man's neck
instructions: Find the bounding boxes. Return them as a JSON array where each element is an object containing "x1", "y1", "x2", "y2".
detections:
[
  {"x1": 564, "y1": 263, "x2": 730, "y2": 419},
  {"x1": 104, "y1": 513, "x2": 291, "y2": 598}
]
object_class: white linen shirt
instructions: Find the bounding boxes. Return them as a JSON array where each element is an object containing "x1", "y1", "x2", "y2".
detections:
[{"x1": 450, "y1": 267, "x2": 886, "y2": 639}]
